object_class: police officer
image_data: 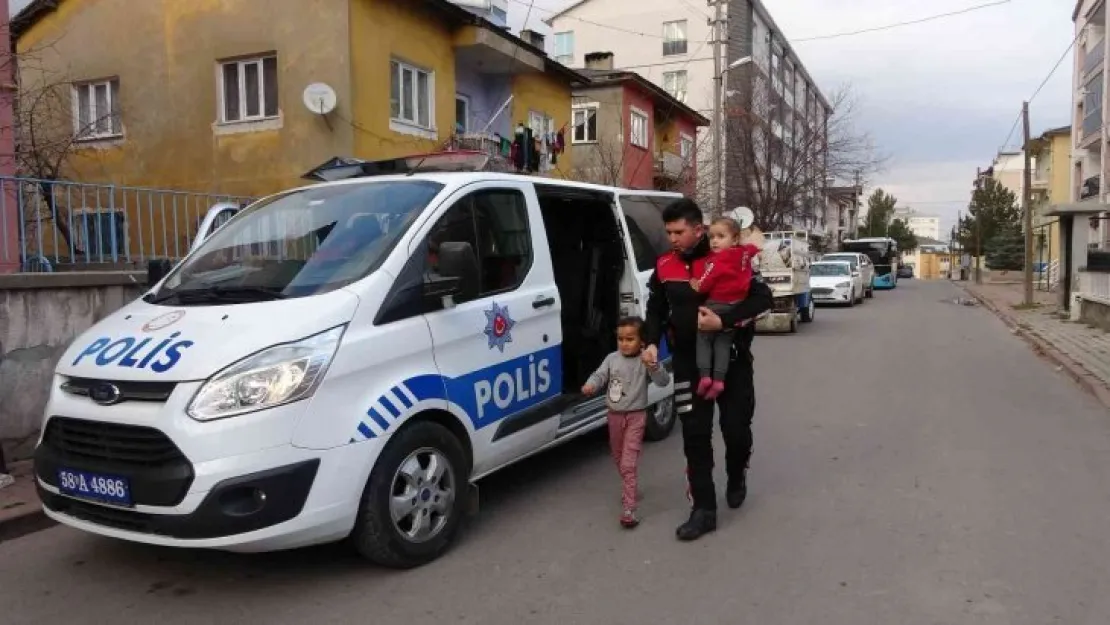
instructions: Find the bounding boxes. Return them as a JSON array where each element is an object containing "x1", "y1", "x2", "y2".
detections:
[{"x1": 642, "y1": 198, "x2": 773, "y2": 541}]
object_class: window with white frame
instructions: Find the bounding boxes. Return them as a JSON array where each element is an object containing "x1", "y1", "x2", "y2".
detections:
[
  {"x1": 629, "y1": 108, "x2": 648, "y2": 149},
  {"x1": 554, "y1": 32, "x2": 574, "y2": 65},
  {"x1": 663, "y1": 70, "x2": 688, "y2": 103},
  {"x1": 72, "y1": 78, "x2": 122, "y2": 139},
  {"x1": 455, "y1": 94, "x2": 470, "y2": 133},
  {"x1": 662, "y1": 20, "x2": 688, "y2": 56},
  {"x1": 529, "y1": 110, "x2": 556, "y2": 172},
  {"x1": 572, "y1": 103, "x2": 598, "y2": 143},
  {"x1": 391, "y1": 59, "x2": 434, "y2": 129},
  {"x1": 679, "y1": 133, "x2": 694, "y2": 160},
  {"x1": 219, "y1": 55, "x2": 278, "y2": 123}
]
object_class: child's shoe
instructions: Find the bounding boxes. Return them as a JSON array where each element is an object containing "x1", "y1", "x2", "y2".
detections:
[
  {"x1": 620, "y1": 509, "x2": 640, "y2": 528},
  {"x1": 704, "y1": 380, "x2": 725, "y2": 400},
  {"x1": 696, "y1": 377, "x2": 713, "y2": 397}
]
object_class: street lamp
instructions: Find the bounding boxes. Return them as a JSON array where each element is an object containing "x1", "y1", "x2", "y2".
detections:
[{"x1": 714, "y1": 55, "x2": 754, "y2": 215}]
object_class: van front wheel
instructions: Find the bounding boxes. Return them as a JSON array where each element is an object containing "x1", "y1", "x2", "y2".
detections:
[
  {"x1": 643, "y1": 396, "x2": 676, "y2": 442},
  {"x1": 350, "y1": 421, "x2": 468, "y2": 569}
]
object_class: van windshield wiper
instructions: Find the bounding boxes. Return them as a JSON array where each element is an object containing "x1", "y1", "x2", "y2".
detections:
[{"x1": 145, "y1": 285, "x2": 287, "y2": 304}]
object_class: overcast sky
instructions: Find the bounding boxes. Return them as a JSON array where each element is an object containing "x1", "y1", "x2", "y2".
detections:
[{"x1": 510, "y1": 0, "x2": 1073, "y2": 235}]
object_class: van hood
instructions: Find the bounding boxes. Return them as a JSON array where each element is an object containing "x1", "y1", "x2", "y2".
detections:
[{"x1": 57, "y1": 288, "x2": 360, "y2": 382}]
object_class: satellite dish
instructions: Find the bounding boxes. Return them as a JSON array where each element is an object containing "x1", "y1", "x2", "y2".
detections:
[
  {"x1": 728, "y1": 206, "x2": 755, "y2": 229},
  {"x1": 303, "y1": 82, "x2": 337, "y2": 115}
]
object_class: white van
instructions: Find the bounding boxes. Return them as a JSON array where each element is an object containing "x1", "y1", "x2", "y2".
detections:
[{"x1": 32, "y1": 170, "x2": 681, "y2": 568}]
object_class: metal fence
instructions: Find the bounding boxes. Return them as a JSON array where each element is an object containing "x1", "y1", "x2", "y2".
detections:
[{"x1": 0, "y1": 176, "x2": 254, "y2": 272}]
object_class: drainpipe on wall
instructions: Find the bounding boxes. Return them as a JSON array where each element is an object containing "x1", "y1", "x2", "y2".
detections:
[{"x1": 0, "y1": 0, "x2": 18, "y2": 274}]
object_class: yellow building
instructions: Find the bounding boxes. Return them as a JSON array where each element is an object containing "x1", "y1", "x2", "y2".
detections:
[
  {"x1": 1028, "y1": 125, "x2": 1072, "y2": 268},
  {"x1": 13, "y1": 0, "x2": 582, "y2": 261}
]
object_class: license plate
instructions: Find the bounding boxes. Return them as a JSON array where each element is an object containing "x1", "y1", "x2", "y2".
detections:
[{"x1": 57, "y1": 468, "x2": 133, "y2": 507}]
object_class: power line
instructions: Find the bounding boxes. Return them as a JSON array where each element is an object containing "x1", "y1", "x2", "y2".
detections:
[
  {"x1": 513, "y1": 0, "x2": 1012, "y2": 43},
  {"x1": 793, "y1": 0, "x2": 1011, "y2": 42},
  {"x1": 996, "y1": 29, "x2": 1081, "y2": 152}
]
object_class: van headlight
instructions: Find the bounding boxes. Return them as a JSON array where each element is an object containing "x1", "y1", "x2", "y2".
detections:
[
  {"x1": 836, "y1": 281, "x2": 851, "y2": 288},
  {"x1": 187, "y1": 325, "x2": 346, "y2": 421}
]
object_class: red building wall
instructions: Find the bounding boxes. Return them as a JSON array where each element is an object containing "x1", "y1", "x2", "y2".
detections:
[{"x1": 621, "y1": 83, "x2": 655, "y2": 191}]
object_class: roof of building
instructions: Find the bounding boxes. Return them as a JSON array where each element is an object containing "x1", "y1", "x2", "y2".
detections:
[
  {"x1": 543, "y1": 0, "x2": 832, "y2": 112},
  {"x1": 12, "y1": 0, "x2": 588, "y2": 85},
  {"x1": 574, "y1": 66, "x2": 711, "y2": 126}
]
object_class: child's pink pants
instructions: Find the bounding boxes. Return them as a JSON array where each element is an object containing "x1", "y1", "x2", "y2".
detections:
[{"x1": 608, "y1": 410, "x2": 647, "y2": 510}]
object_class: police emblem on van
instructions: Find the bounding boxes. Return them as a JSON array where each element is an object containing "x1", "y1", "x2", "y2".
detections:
[
  {"x1": 483, "y1": 301, "x2": 515, "y2": 353},
  {"x1": 142, "y1": 310, "x2": 186, "y2": 332}
]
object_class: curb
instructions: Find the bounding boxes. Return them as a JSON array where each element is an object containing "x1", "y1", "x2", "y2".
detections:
[{"x1": 959, "y1": 283, "x2": 1110, "y2": 410}]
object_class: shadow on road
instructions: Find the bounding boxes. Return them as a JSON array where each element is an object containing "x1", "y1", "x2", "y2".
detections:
[{"x1": 54, "y1": 428, "x2": 613, "y2": 590}]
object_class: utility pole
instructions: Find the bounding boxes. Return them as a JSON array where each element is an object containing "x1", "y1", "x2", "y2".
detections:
[
  {"x1": 1021, "y1": 101, "x2": 1034, "y2": 306},
  {"x1": 853, "y1": 168, "x2": 862, "y2": 238},
  {"x1": 975, "y1": 167, "x2": 982, "y2": 285},
  {"x1": 710, "y1": 0, "x2": 725, "y2": 216}
]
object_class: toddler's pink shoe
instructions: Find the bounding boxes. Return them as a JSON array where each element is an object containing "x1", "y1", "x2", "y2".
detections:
[
  {"x1": 704, "y1": 380, "x2": 725, "y2": 400},
  {"x1": 696, "y1": 377, "x2": 714, "y2": 397}
]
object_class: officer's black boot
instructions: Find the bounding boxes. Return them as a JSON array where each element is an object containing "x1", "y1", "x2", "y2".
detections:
[
  {"x1": 726, "y1": 471, "x2": 747, "y2": 509},
  {"x1": 675, "y1": 508, "x2": 717, "y2": 541}
]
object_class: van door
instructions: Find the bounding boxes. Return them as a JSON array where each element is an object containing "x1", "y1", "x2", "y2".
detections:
[
  {"x1": 614, "y1": 193, "x2": 675, "y2": 360},
  {"x1": 413, "y1": 181, "x2": 563, "y2": 476}
]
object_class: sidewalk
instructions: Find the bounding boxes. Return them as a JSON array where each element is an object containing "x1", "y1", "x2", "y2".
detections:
[
  {"x1": 960, "y1": 280, "x2": 1110, "y2": 408},
  {"x1": 0, "y1": 459, "x2": 51, "y2": 542}
]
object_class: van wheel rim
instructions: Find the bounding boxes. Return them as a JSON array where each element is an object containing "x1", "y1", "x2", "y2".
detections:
[
  {"x1": 390, "y1": 447, "x2": 455, "y2": 543},
  {"x1": 654, "y1": 397, "x2": 675, "y2": 427}
]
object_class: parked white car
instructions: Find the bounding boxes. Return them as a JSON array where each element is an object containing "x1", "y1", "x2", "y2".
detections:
[
  {"x1": 820, "y1": 252, "x2": 875, "y2": 299},
  {"x1": 810, "y1": 260, "x2": 864, "y2": 306}
]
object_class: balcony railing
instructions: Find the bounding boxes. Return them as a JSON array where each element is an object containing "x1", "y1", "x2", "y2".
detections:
[{"x1": 1084, "y1": 37, "x2": 1106, "y2": 76}]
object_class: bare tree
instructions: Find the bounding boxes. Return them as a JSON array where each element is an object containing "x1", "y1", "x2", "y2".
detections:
[
  {"x1": 722, "y1": 79, "x2": 886, "y2": 231},
  {"x1": 566, "y1": 129, "x2": 707, "y2": 195},
  {"x1": 4, "y1": 37, "x2": 124, "y2": 258}
]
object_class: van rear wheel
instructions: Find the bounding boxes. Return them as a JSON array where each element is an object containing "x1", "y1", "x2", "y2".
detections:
[
  {"x1": 644, "y1": 396, "x2": 676, "y2": 442},
  {"x1": 350, "y1": 421, "x2": 468, "y2": 569}
]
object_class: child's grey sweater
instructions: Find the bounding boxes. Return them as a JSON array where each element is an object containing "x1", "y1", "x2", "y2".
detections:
[{"x1": 586, "y1": 351, "x2": 672, "y2": 412}]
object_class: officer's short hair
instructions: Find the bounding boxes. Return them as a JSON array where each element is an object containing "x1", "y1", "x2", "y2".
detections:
[{"x1": 662, "y1": 198, "x2": 703, "y2": 227}]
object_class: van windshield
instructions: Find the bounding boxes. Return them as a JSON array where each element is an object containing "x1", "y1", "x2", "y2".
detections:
[{"x1": 149, "y1": 180, "x2": 444, "y2": 304}]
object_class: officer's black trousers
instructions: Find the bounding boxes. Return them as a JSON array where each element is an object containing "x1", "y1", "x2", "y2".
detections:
[{"x1": 672, "y1": 348, "x2": 755, "y2": 511}]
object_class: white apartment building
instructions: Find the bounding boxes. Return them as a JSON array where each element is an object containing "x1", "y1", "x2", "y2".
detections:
[
  {"x1": 449, "y1": 0, "x2": 509, "y2": 27},
  {"x1": 896, "y1": 213, "x2": 942, "y2": 241},
  {"x1": 544, "y1": 0, "x2": 837, "y2": 239},
  {"x1": 1072, "y1": 0, "x2": 1110, "y2": 248}
]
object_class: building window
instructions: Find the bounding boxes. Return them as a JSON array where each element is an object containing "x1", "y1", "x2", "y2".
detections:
[
  {"x1": 391, "y1": 59, "x2": 434, "y2": 130},
  {"x1": 554, "y1": 32, "x2": 574, "y2": 65},
  {"x1": 529, "y1": 110, "x2": 556, "y2": 172},
  {"x1": 72, "y1": 78, "x2": 122, "y2": 140},
  {"x1": 630, "y1": 108, "x2": 648, "y2": 149},
  {"x1": 219, "y1": 55, "x2": 278, "y2": 123},
  {"x1": 663, "y1": 70, "x2": 688, "y2": 103},
  {"x1": 680, "y1": 133, "x2": 694, "y2": 160},
  {"x1": 663, "y1": 20, "x2": 688, "y2": 56},
  {"x1": 572, "y1": 103, "x2": 598, "y2": 143},
  {"x1": 456, "y1": 94, "x2": 470, "y2": 133}
]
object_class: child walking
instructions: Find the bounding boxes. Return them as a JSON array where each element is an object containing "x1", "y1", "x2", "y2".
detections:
[
  {"x1": 582, "y1": 316, "x2": 671, "y2": 528},
  {"x1": 690, "y1": 217, "x2": 764, "y2": 400}
]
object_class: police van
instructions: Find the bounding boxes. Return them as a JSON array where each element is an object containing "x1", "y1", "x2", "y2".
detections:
[{"x1": 33, "y1": 160, "x2": 682, "y2": 568}]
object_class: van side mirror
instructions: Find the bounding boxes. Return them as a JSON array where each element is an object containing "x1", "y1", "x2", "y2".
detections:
[{"x1": 426, "y1": 241, "x2": 480, "y2": 306}]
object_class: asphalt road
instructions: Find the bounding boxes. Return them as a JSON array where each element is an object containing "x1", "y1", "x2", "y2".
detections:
[{"x1": 4, "y1": 280, "x2": 1110, "y2": 624}]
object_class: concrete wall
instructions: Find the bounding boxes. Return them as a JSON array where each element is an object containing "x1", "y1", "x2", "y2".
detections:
[{"x1": 0, "y1": 272, "x2": 143, "y2": 459}]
